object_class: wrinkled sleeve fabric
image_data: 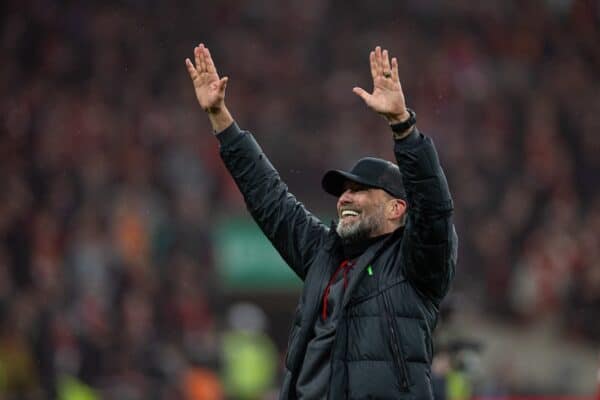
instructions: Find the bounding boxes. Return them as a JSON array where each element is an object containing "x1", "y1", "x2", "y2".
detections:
[
  {"x1": 394, "y1": 128, "x2": 458, "y2": 304},
  {"x1": 218, "y1": 122, "x2": 329, "y2": 280}
]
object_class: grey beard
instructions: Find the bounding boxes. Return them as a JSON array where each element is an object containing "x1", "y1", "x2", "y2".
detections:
[{"x1": 336, "y1": 206, "x2": 385, "y2": 244}]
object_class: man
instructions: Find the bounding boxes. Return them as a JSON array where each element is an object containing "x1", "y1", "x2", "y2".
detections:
[{"x1": 185, "y1": 43, "x2": 457, "y2": 399}]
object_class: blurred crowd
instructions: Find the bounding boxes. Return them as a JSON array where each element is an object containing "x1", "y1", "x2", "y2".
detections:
[{"x1": 0, "y1": 0, "x2": 599, "y2": 398}]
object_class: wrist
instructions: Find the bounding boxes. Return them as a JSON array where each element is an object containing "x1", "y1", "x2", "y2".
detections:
[
  {"x1": 387, "y1": 110, "x2": 410, "y2": 125},
  {"x1": 204, "y1": 102, "x2": 226, "y2": 115},
  {"x1": 390, "y1": 108, "x2": 417, "y2": 139},
  {"x1": 208, "y1": 106, "x2": 234, "y2": 134}
]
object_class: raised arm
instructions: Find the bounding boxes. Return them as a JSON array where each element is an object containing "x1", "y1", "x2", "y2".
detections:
[
  {"x1": 185, "y1": 44, "x2": 328, "y2": 279},
  {"x1": 353, "y1": 46, "x2": 457, "y2": 303}
]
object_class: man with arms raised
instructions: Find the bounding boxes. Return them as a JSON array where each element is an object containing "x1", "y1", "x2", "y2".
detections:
[{"x1": 186, "y1": 43, "x2": 457, "y2": 399}]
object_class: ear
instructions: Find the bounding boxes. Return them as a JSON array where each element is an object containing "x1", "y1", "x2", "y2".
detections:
[{"x1": 386, "y1": 198, "x2": 407, "y2": 221}]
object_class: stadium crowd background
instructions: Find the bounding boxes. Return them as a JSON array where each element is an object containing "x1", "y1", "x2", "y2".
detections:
[{"x1": 0, "y1": 0, "x2": 599, "y2": 398}]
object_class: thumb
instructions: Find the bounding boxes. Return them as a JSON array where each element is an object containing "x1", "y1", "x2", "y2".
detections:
[
  {"x1": 219, "y1": 77, "x2": 229, "y2": 93},
  {"x1": 352, "y1": 87, "x2": 371, "y2": 103}
]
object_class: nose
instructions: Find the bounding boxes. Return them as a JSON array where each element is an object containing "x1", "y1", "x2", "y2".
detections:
[{"x1": 337, "y1": 189, "x2": 353, "y2": 207}]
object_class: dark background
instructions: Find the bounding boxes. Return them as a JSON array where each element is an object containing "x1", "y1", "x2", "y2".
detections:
[{"x1": 0, "y1": 0, "x2": 599, "y2": 398}]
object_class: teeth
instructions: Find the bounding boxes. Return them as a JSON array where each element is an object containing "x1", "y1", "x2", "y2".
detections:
[{"x1": 341, "y1": 210, "x2": 359, "y2": 217}]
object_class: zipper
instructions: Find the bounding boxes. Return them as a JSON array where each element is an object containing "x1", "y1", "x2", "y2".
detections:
[{"x1": 382, "y1": 291, "x2": 410, "y2": 391}]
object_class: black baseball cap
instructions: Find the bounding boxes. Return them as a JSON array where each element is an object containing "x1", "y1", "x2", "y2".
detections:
[{"x1": 322, "y1": 157, "x2": 406, "y2": 199}]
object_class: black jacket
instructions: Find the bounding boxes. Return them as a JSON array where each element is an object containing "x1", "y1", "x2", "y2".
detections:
[{"x1": 218, "y1": 122, "x2": 458, "y2": 400}]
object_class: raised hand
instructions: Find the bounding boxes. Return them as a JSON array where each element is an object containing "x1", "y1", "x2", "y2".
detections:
[
  {"x1": 185, "y1": 44, "x2": 228, "y2": 114},
  {"x1": 352, "y1": 46, "x2": 409, "y2": 124}
]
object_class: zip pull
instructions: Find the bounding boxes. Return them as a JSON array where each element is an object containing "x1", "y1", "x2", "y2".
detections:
[{"x1": 367, "y1": 265, "x2": 374, "y2": 276}]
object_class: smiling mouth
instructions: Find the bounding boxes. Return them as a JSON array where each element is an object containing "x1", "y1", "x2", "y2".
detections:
[{"x1": 340, "y1": 210, "x2": 360, "y2": 219}]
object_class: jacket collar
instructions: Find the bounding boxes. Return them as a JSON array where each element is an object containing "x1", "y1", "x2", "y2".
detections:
[{"x1": 341, "y1": 226, "x2": 405, "y2": 309}]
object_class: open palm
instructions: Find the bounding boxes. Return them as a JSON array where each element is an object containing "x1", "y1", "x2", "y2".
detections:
[
  {"x1": 185, "y1": 44, "x2": 228, "y2": 113},
  {"x1": 353, "y1": 47, "x2": 408, "y2": 123}
]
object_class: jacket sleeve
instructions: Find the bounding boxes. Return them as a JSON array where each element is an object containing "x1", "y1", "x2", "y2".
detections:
[
  {"x1": 217, "y1": 122, "x2": 329, "y2": 280},
  {"x1": 394, "y1": 128, "x2": 458, "y2": 304}
]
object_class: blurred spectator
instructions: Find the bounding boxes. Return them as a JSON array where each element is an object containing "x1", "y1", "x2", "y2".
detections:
[
  {"x1": 57, "y1": 375, "x2": 99, "y2": 400},
  {"x1": 181, "y1": 366, "x2": 224, "y2": 400},
  {"x1": 222, "y1": 303, "x2": 278, "y2": 400},
  {"x1": 0, "y1": 300, "x2": 39, "y2": 397}
]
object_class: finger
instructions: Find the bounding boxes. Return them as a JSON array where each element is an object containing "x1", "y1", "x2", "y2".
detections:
[
  {"x1": 352, "y1": 87, "x2": 371, "y2": 103},
  {"x1": 194, "y1": 46, "x2": 202, "y2": 71},
  {"x1": 185, "y1": 58, "x2": 198, "y2": 80},
  {"x1": 375, "y1": 46, "x2": 383, "y2": 77},
  {"x1": 219, "y1": 76, "x2": 228, "y2": 94},
  {"x1": 382, "y1": 49, "x2": 391, "y2": 76},
  {"x1": 369, "y1": 51, "x2": 377, "y2": 81},
  {"x1": 391, "y1": 57, "x2": 400, "y2": 83},
  {"x1": 197, "y1": 43, "x2": 207, "y2": 72},
  {"x1": 204, "y1": 47, "x2": 217, "y2": 75}
]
